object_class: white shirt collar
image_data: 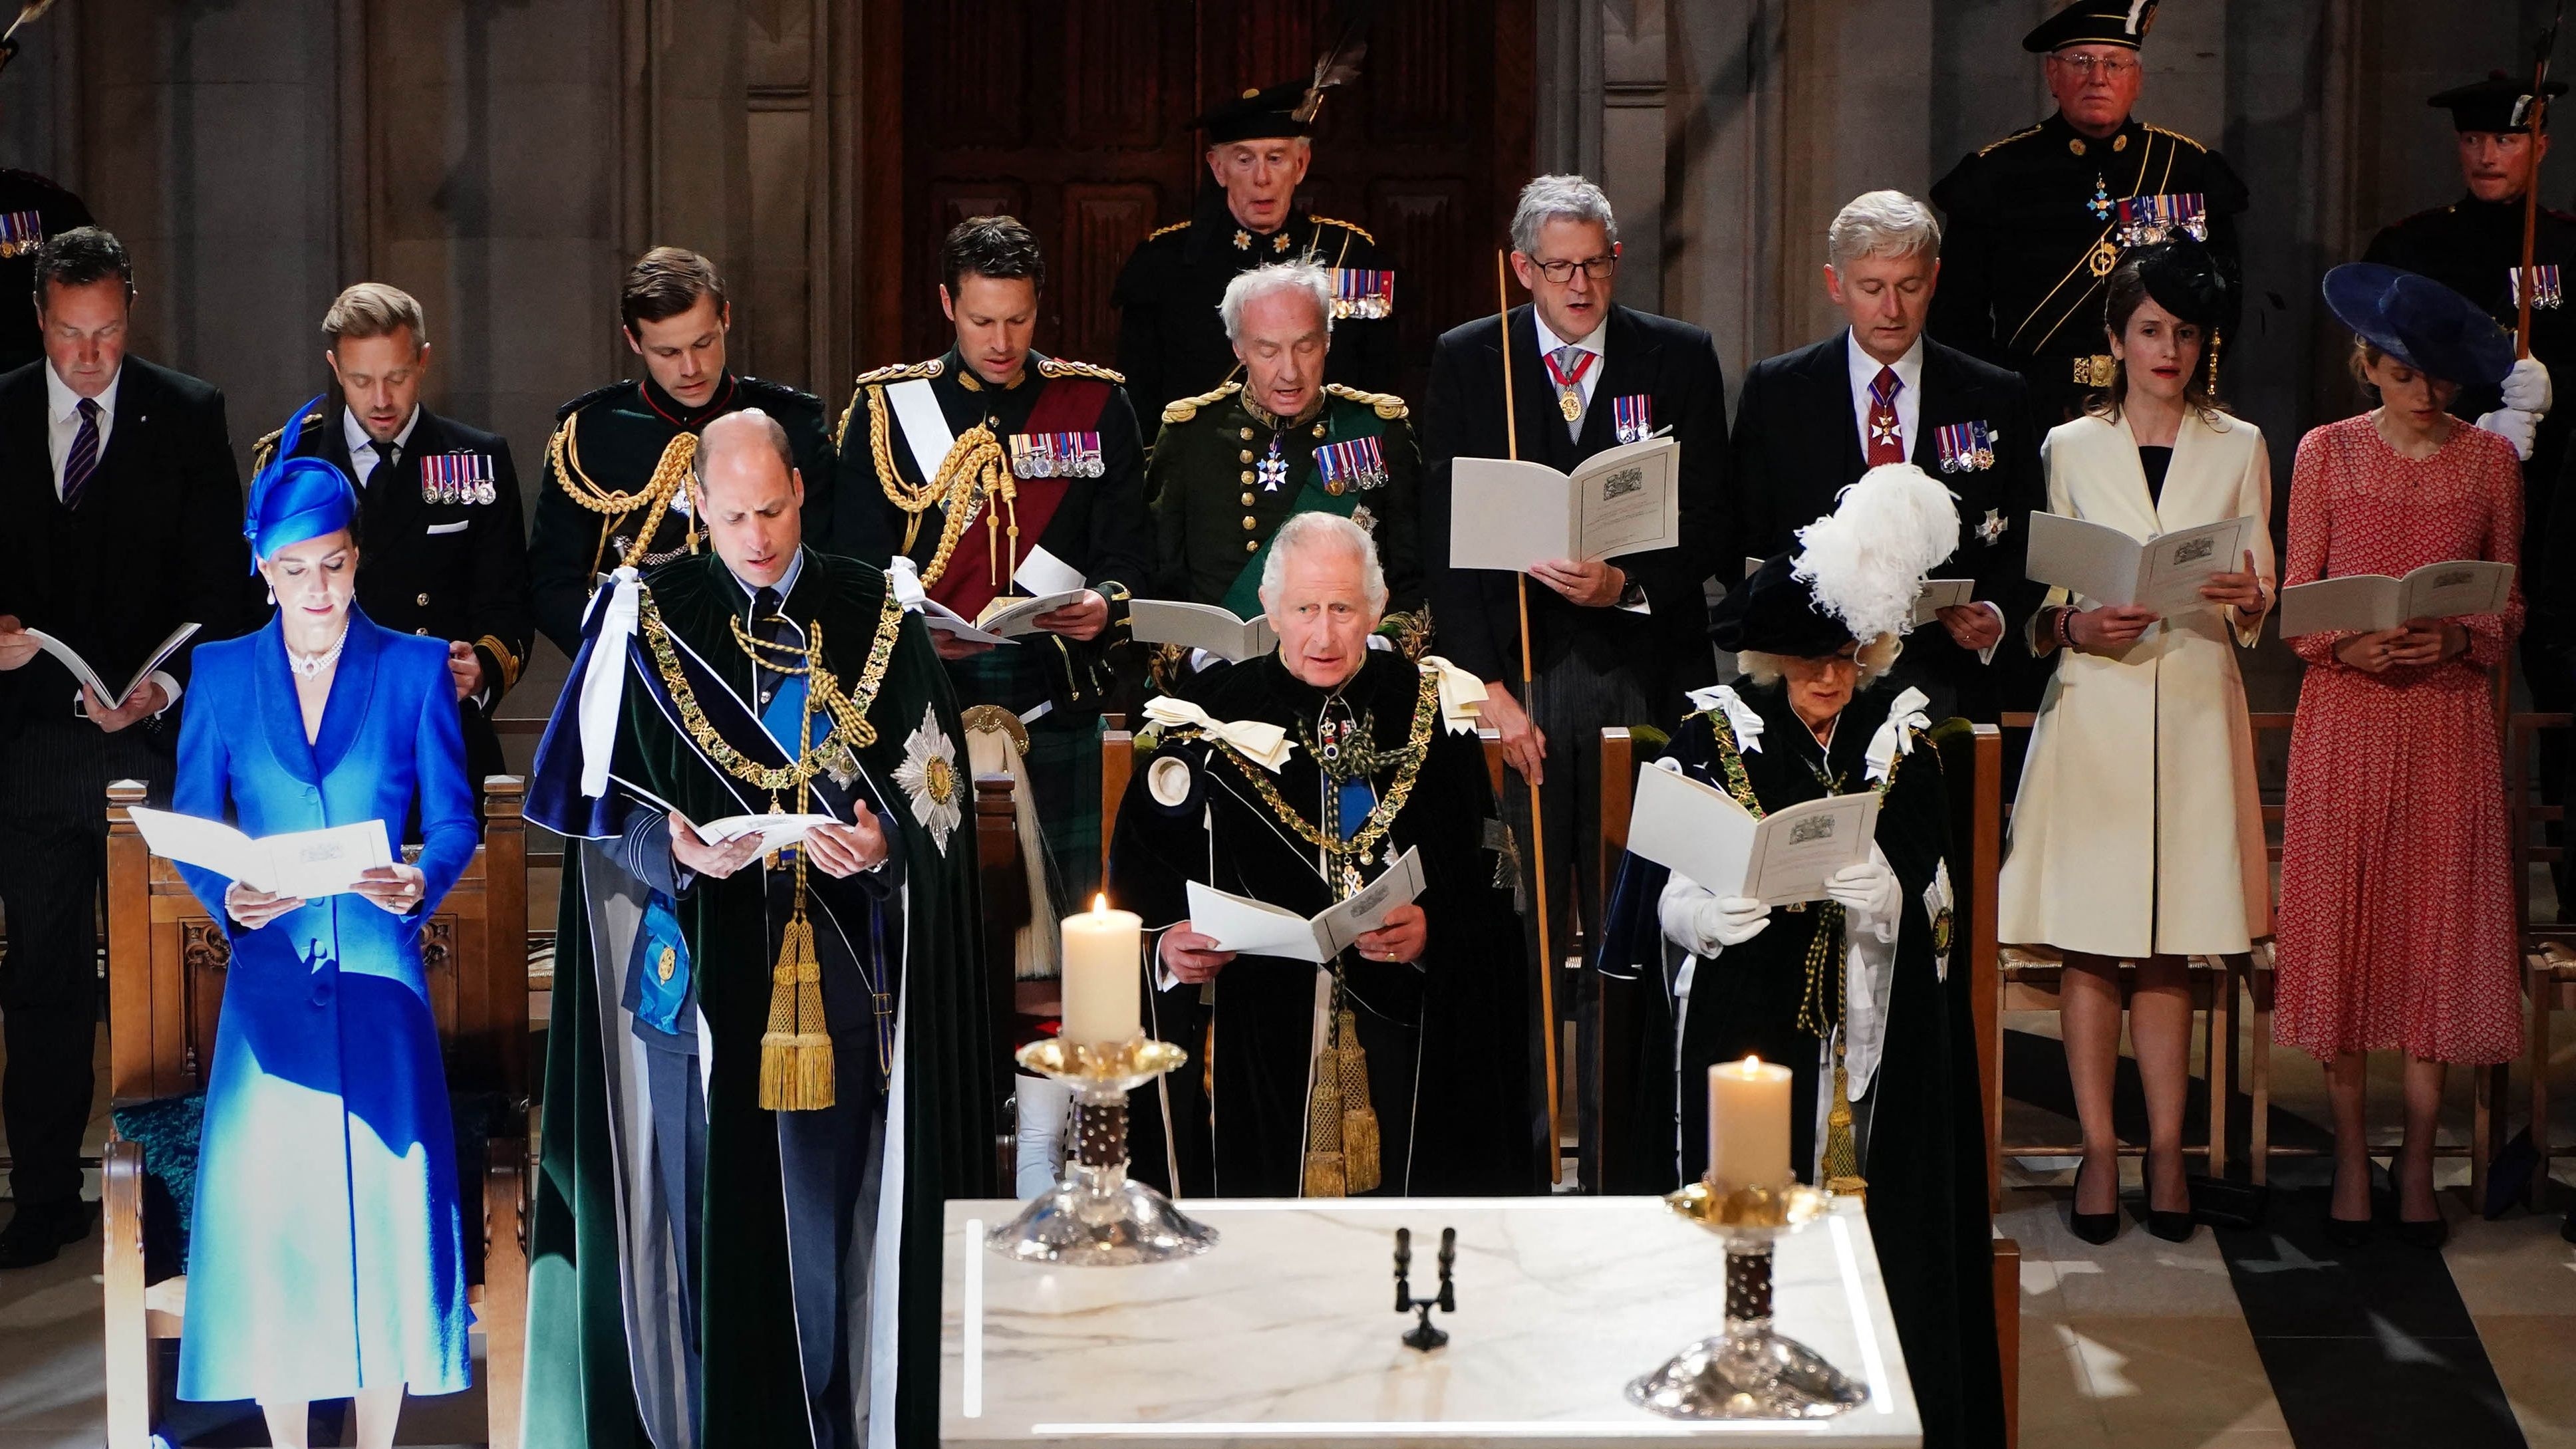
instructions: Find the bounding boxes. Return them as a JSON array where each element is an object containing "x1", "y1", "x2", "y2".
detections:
[
  {"x1": 45, "y1": 362, "x2": 118, "y2": 425},
  {"x1": 1532, "y1": 309, "x2": 1607, "y2": 360},
  {"x1": 733, "y1": 547, "x2": 807, "y2": 606},
  {"x1": 1845, "y1": 329, "x2": 1924, "y2": 394},
  {"x1": 343, "y1": 404, "x2": 422, "y2": 465}
]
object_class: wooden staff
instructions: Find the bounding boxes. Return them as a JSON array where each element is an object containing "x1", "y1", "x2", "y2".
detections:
[
  {"x1": 1497, "y1": 250, "x2": 1562, "y2": 1182},
  {"x1": 2520, "y1": 8, "x2": 2563, "y2": 358}
]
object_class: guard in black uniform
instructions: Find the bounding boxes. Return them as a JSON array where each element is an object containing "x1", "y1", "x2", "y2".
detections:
[
  {"x1": 832, "y1": 216, "x2": 1151, "y2": 910},
  {"x1": 527, "y1": 247, "x2": 834, "y2": 655},
  {"x1": 1113, "y1": 51, "x2": 1396, "y2": 424},
  {"x1": 255, "y1": 283, "x2": 534, "y2": 811},
  {"x1": 1928, "y1": 0, "x2": 2247, "y2": 424}
]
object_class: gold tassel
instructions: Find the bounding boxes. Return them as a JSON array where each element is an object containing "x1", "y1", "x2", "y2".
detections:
[
  {"x1": 1336, "y1": 1005, "x2": 1381, "y2": 1194},
  {"x1": 1304, "y1": 1028, "x2": 1348, "y2": 1198},
  {"x1": 759, "y1": 687, "x2": 837, "y2": 1111},
  {"x1": 1823, "y1": 1046, "x2": 1865, "y2": 1200}
]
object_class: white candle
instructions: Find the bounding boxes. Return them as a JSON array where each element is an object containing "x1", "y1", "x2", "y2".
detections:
[
  {"x1": 1060, "y1": 894, "x2": 1143, "y2": 1047},
  {"x1": 1707, "y1": 1055, "x2": 1792, "y2": 1190}
]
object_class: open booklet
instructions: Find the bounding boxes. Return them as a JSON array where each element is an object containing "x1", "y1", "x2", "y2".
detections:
[
  {"x1": 1129, "y1": 599, "x2": 1279, "y2": 662},
  {"x1": 128, "y1": 806, "x2": 394, "y2": 900},
  {"x1": 2025, "y1": 512, "x2": 2254, "y2": 614},
  {"x1": 1743, "y1": 557, "x2": 1968, "y2": 629},
  {"x1": 1185, "y1": 846, "x2": 1425, "y2": 964},
  {"x1": 24, "y1": 622, "x2": 200, "y2": 710},
  {"x1": 1624, "y1": 763, "x2": 1880, "y2": 908},
  {"x1": 1449, "y1": 436, "x2": 1680, "y2": 570},
  {"x1": 2275, "y1": 561, "x2": 2515, "y2": 637},
  {"x1": 698, "y1": 813, "x2": 845, "y2": 855}
]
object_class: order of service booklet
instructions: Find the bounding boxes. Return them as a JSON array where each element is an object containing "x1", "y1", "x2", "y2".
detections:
[
  {"x1": 2275, "y1": 560, "x2": 2515, "y2": 637},
  {"x1": 1449, "y1": 436, "x2": 1680, "y2": 570},
  {"x1": 128, "y1": 806, "x2": 394, "y2": 900},
  {"x1": 1623, "y1": 762, "x2": 1880, "y2": 907},
  {"x1": 24, "y1": 622, "x2": 200, "y2": 710},
  {"x1": 1185, "y1": 846, "x2": 1425, "y2": 964},
  {"x1": 1129, "y1": 599, "x2": 1280, "y2": 662},
  {"x1": 2025, "y1": 511, "x2": 2255, "y2": 615}
]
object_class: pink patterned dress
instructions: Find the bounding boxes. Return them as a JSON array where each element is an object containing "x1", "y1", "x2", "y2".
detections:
[{"x1": 2275, "y1": 414, "x2": 2525, "y2": 1064}]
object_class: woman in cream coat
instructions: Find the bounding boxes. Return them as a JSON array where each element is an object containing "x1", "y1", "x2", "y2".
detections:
[{"x1": 2000, "y1": 239, "x2": 2273, "y2": 1244}]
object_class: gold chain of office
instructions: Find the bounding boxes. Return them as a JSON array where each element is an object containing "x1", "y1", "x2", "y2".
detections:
[
  {"x1": 636, "y1": 584, "x2": 905, "y2": 795},
  {"x1": 1187, "y1": 670, "x2": 1440, "y2": 870}
]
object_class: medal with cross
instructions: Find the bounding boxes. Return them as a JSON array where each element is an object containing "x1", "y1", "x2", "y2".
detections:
[
  {"x1": 2086, "y1": 173, "x2": 2114, "y2": 223},
  {"x1": 1256, "y1": 434, "x2": 1290, "y2": 493},
  {"x1": 1870, "y1": 413, "x2": 1903, "y2": 454}
]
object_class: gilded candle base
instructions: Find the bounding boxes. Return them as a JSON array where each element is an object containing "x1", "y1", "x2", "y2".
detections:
[
  {"x1": 1624, "y1": 1178, "x2": 1868, "y2": 1420},
  {"x1": 984, "y1": 1037, "x2": 1219, "y2": 1267}
]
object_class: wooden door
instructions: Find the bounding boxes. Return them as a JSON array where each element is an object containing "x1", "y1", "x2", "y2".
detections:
[{"x1": 869, "y1": 0, "x2": 1535, "y2": 400}]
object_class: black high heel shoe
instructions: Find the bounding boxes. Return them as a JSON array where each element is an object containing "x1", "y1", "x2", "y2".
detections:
[
  {"x1": 2070, "y1": 1159, "x2": 2120, "y2": 1246},
  {"x1": 2324, "y1": 1161, "x2": 2374, "y2": 1248},
  {"x1": 2142, "y1": 1149, "x2": 2196, "y2": 1242}
]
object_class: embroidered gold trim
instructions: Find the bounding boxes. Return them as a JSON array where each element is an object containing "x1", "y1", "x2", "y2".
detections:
[
  {"x1": 637, "y1": 581, "x2": 903, "y2": 793},
  {"x1": 1185, "y1": 668, "x2": 1439, "y2": 868},
  {"x1": 861, "y1": 384, "x2": 1014, "y2": 587}
]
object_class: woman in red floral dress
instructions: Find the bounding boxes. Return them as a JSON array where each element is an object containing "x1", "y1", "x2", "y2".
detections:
[{"x1": 2278, "y1": 264, "x2": 2536, "y2": 1250}]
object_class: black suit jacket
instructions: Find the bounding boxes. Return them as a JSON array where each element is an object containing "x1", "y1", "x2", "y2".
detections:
[
  {"x1": 1719, "y1": 332, "x2": 2045, "y2": 708},
  {"x1": 1422, "y1": 304, "x2": 1728, "y2": 709},
  {"x1": 0, "y1": 357, "x2": 245, "y2": 743}
]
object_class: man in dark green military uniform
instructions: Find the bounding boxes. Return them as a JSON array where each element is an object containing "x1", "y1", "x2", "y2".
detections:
[
  {"x1": 256, "y1": 283, "x2": 534, "y2": 814},
  {"x1": 1927, "y1": 0, "x2": 2248, "y2": 424},
  {"x1": 527, "y1": 246, "x2": 835, "y2": 655},
  {"x1": 1113, "y1": 66, "x2": 1397, "y2": 422},
  {"x1": 1147, "y1": 260, "x2": 1422, "y2": 652},
  {"x1": 831, "y1": 215, "x2": 1150, "y2": 914}
]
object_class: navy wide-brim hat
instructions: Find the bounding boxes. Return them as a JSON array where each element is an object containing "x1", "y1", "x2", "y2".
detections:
[
  {"x1": 2322, "y1": 263, "x2": 2514, "y2": 390},
  {"x1": 1709, "y1": 553, "x2": 1855, "y2": 659}
]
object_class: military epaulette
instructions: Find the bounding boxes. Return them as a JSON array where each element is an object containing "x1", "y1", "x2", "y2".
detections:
[
  {"x1": 736, "y1": 375, "x2": 823, "y2": 414},
  {"x1": 1974, "y1": 123, "x2": 2045, "y2": 158},
  {"x1": 1147, "y1": 219, "x2": 1190, "y2": 240},
  {"x1": 248, "y1": 408, "x2": 327, "y2": 473},
  {"x1": 2141, "y1": 122, "x2": 2210, "y2": 154},
  {"x1": 1163, "y1": 380, "x2": 1241, "y2": 424},
  {"x1": 1324, "y1": 382, "x2": 1407, "y2": 420},
  {"x1": 1310, "y1": 214, "x2": 1376, "y2": 245},
  {"x1": 852, "y1": 358, "x2": 943, "y2": 388},
  {"x1": 1038, "y1": 357, "x2": 1125, "y2": 385},
  {"x1": 553, "y1": 380, "x2": 629, "y2": 424}
]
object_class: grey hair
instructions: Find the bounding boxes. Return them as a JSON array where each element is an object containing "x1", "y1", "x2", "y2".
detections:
[
  {"x1": 1734, "y1": 633, "x2": 1904, "y2": 688},
  {"x1": 1258, "y1": 511, "x2": 1388, "y2": 612},
  {"x1": 1220, "y1": 261, "x2": 1333, "y2": 344},
  {"x1": 1510, "y1": 174, "x2": 1619, "y2": 255},
  {"x1": 695, "y1": 407, "x2": 795, "y2": 487},
  {"x1": 1826, "y1": 190, "x2": 1943, "y2": 270}
]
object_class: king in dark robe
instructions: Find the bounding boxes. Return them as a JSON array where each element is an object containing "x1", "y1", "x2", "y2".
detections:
[
  {"x1": 1592, "y1": 465, "x2": 2005, "y2": 1448},
  {"x1": 1106, "y1": 511, "x2": 1542, "y2": 1197},
  {"x1": 523, "y1": 411, "x2": 996, "y2": 1448}
]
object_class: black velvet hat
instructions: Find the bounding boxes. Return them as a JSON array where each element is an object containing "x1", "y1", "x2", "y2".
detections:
[
  {"x1": 2322, "y1": 262, "x2": 2515, "y2": 389},
  {"x1": 1195, "y1": 19, "x2": 1368, "y2": 145},
  {"x1": 1710, "y1": 553, "x2": 1856, "y2": 658},
  {"x1": 1711, "y1": 464, "x2": 1960, "y2": 658},
  {"x1": 2023, "y1": 0, "x2": 2160, "y2": 53},
  {"x1": 2429, "y1": 71, "x2": 2568, "y2": 134},
  {"x1": 2129, "y1": 235, "x2": 2234, "y2": 332}
]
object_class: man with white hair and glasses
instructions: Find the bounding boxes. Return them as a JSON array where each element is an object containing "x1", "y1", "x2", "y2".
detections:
[{"x1": 1721, "y1": 190, "x2": 2043, "y2": 722}]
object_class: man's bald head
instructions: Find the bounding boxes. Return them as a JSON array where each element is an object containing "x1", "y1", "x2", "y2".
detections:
[{"x1": 694, "y1": 408, "x2": 803, "y2": 587}]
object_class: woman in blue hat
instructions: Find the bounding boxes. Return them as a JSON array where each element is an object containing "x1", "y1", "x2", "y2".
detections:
[
  {"x1": 2278, "y1": 266, "x2": 2527, "y2": 1250},
  {"x1": 167, "y1": 398, "x2": 474, "y2": 1443}
]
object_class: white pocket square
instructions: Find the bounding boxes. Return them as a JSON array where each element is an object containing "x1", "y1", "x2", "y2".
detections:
[{"x1": 425, "y1": 519, "x2": 470, "y2": 535}]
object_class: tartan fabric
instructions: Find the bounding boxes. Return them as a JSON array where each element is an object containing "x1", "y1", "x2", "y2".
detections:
[{"x1": 946, "y1": 646, "x2": 1104, "y2": 910}]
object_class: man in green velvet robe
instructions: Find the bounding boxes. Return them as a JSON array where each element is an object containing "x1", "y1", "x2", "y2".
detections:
[{"x1": 524, "y1": 410, "x2": 997, "y2": 1448}]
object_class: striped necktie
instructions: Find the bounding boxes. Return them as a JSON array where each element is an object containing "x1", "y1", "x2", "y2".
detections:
[{"x1": 61, "y1": 398, "x2": 100, "y2": 509}]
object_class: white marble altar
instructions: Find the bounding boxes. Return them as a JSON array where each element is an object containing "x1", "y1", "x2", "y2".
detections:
[{"x1": 939, "y1": 1194, "x2": 1921, "y2": 1447}]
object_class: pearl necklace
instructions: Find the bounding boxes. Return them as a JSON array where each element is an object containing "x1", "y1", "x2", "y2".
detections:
[{"x1": 287, "y1": 622, "x2": 350, "y2": 680}]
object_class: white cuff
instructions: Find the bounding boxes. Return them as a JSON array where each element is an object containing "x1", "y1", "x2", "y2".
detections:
[
  {"x1": 1975, "y1": 601, "x2": 2005, "y2": 666},
  {"x1": 148, "y1": 670, "x2": 184, "y2": 714}
]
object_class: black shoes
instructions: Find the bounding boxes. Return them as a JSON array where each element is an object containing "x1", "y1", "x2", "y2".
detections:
[
  {"x1": 2144, "y1": 1205, "x2": 2197, "y2": 1243},
  {"x1": 2069, "y1": 1160, "x2": 2120, "y2": 1245},
  {"x1": 2395, "y1": 1213, "x2": 2448, "y2": 1250},
  {"x1": 0, "y1": 1199, "x2": 92, "y2": 1269}
]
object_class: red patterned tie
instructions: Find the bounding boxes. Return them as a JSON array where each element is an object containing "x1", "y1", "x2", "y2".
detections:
[{"x1": 1866, "y1": 366, "x2": 1906, "y2": 466}]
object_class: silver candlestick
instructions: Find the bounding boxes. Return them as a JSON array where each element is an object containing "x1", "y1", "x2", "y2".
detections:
[
  {"x1": 1626, "y1": 1178, "x2": 1870, "y2": 1420},
  {"x1": 984, "y1": 1037, "x2": 1218, "y2": 1267}
]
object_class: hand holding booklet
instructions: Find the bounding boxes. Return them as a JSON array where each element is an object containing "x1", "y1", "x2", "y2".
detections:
[
  {"x1": 2275, "y1": 561, "x2": 2515, "y2": 637},
  {"x1": 2025, "y1": 511, "x2": 2253, "y2": 614},
  {"x1": 1449, "y1": 436, "x2": 1679, "y2": 570},
  {"x1": 696, "y1": 813, "x2": 845, "y2": 855},
  {"x1": 22, "y1": 622, "x2": 200, "y2": 710},
  {"x1": 1185, "y1": 847, "x2": 1425, "y2": 964},
  {"x1": 1623, "y1": 763, "x2": 1880, "y2": 908},
  {"x1": 129, "y1": 806, "x2": 394, "y2": 900},
  {"x1": 1129, "y1": 599, "x2": 1278, "y2": 662},
  {"x1": 972, "y1": 589, "x2": 1091, "y2": 638}
]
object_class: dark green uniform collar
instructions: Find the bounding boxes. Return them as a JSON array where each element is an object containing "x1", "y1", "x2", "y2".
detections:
[
  {"x1": 639, "y1": 370, "x2": 740, "y2": 429},
  {"x1": 1242, "y1": 389, "x2": 1328, "y2": 433},
  {"x1": 943, "y1": 344, "x2": 1044, "y2": 396},
  {"x1": 2043, "y1": 108, "x2": 2142, "y2": 157}
]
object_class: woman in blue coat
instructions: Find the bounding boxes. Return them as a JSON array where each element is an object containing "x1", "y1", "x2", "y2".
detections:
[{"x1": 170, "y1": 404, "x2": 476, "y2": 1446}]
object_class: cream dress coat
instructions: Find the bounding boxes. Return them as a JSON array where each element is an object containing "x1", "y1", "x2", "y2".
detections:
[{"x1": 1999, "y1": 408, "x2": 2274, "y2": 957}]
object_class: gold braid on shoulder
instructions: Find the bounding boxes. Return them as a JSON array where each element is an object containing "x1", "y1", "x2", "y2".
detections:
[
  {"x1": 861, "y1": 384, "x2": 1016, "y2": 589},
  {"x1": 550, "y1": 415, "x2": 703, "y2": 573}
]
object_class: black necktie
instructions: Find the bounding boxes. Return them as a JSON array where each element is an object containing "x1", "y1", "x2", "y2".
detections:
[
  {"x1": 372, "y1": 438, "x2": 402, "y2": 480},
  {"x1": 61, "y1": 398, "x2": 100, "y2": 509},
  {"x1": 752, "y1": 587, "x2": 788, "y2": 706}
]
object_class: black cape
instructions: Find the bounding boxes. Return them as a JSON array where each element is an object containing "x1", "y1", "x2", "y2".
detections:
[
  {"x1": 1593, "y1": 680, "x2": 2005, "y2": 1449},
  {"x1": 1107, "y1": 651, "x2": 1542, "y2": 1196}
]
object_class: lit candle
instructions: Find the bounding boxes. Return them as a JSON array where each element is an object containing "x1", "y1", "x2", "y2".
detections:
[
  {"x1": 1060, "y1": 894, "x2": 1143, "y2": 1046},
  {"x1": 1707, "y1": 1055, "x2": 1792, "y2": 1190}
]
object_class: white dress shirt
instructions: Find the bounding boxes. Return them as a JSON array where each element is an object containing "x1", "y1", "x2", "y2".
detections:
[
  {"x1": 45, "y1": 362, "x2": 118, "y2": 501},
  {"x1": 343, "y1": 404, "x2": 423, "y2": 488},
  {"x1": 1844, "y1": 330, "x2": 1924, "y2": 463},
  {"x1": 1533, "y1": 311, "x2": 1608, "y2": 435}
]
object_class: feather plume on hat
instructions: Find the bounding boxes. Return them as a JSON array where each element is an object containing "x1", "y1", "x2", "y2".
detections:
[
  {"x1": 1291, "y1": 15, "x2": 1369, "y2": 124},
  {"x1": 1791, "y1": 463, "x2": 1961, "y2": 646},
  {"x1": 3, "y1": 1, "x2": 59, "y2": 45}
]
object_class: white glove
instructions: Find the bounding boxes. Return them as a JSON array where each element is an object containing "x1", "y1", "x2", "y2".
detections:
[
  {"x1": 2502, "y1": 356, "x2": 2553, "y2": 416},
  {"x1": 1692, "y1": 895, "x2": 1773, "y2": 952},
  {"x1": 2476, "y1": 406, "x2": 2539, "y2": 460},
  {"x1": 1824, "y1": 860, "x2": 1900, "y2": 922}
]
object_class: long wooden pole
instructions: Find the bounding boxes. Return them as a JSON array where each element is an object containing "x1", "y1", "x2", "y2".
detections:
[
  {"x1": 2520, "y1": 9, "x2": 2562, "y2": 358},
  {"x1": 1498, "y1": 251, "x2": 1562, "y2": 1182}
]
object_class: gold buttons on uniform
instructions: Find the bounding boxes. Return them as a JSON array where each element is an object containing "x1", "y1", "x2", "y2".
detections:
[
  {"x1": 416, "y1": 593, "x2": 430, "y2": 606},
  {"x1": 1312, "y1": 424, "x2": 1326, "y2": 438},
  {"x1": 1245, "y1": 539, "x2": 1258, "y2": 553},
  {"x1": 1240, "y1": 427, "x2": 1253, "y2": 440},
  {"x1": 2112, "y1": 133, "x2": 2128, "y2": 152},
  {"x1": 1240, "y1": 491, "x2": 1255, "y2": 505},
  {"x1": 1240, "y1": 469, "x2": 1254, "y2": 484},
  {"x1": 1242, "y1": 515, "x2": 1258, "y2": 529},
  {"x1": 415, "y1": 628, "x2": 429, "y2": 635},
  {"x1": 2068, "y1": 138, "x2": 2085, "y2": 156},
  {"x1": 1239, "y1": 450, "x2": 1254, "y2": 463}
]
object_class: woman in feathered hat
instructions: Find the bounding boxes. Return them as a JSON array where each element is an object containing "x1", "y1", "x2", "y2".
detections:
[
  {"x1": 2275, "y1": 264, "x2": 2527, "y2": 1250},
  {"x1": 1591, "y1": 463, "x2": 2005, "y2": 1449},
  {"x1": 1999, "y1": 237, "x2": 2273, "y2": 1246},
  {"x1": 164, "y1": 397, "x2": 476, "y2": 1443}
]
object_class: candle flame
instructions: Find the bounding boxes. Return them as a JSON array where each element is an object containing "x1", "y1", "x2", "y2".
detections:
[
  {"x1": 1093, "y1": 892, "x2": 1108, "y2": 914},
  {"x1": 1737, "y1": 1055, "x2": 1765, "y2": 1077}
]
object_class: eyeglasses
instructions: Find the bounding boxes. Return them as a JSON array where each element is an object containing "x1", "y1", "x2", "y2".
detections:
[
  {"x1": 1528, "y1": 255, "x2": 1619, "y2": 284},
  {"x1": 2052, "y1": 53, "x2": 2140, "y2": 79}
]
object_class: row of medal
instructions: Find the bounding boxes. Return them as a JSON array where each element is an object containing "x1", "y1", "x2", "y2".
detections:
[
  {"x1": 1932, "y1": 420, "x2": 1999, "y2": 473},
  {"x1": 2113, "y1": 192, "x2": 2210, "y2": 249},
  {"x1": 0, "y1": 209, "x2": 43, "y2": 259},
  {"x1": 420, "y1": 451, "x2": 500, "y2": 505},
  {"x1": 2512, "y1": 265, "x2": 2566, "y2": 311},
  {"x1": 1313, "y1": 435, "x2": 1389, "y2": 495},
  {"x1": 1329, "y1": 267, "x2": 1396, "y2": 321},
  {"x1": 1008, "y1": 431, "x2": 1106, "y2": 479}
]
